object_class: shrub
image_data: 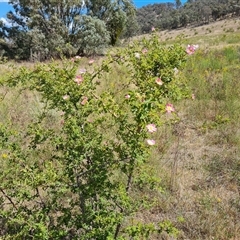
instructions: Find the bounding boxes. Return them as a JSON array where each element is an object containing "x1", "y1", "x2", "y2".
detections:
[{"x1": 0, "y1": 33, "x2": 190, "y2": 239}]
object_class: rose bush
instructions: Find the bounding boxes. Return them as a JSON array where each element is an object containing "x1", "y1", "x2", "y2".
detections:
[{"x1": 0, "y1": 33, "x2": 195, "y2": 239}]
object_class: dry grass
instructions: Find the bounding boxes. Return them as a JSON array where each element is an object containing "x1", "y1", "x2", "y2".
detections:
[
  {"x1": 1, "y1": 19, "x2": 240, "y2": 239},
  {"x1": 144, "y1": 46, "x2": 240, "y2": 239},
  {"x1": 159, "y1": 18, "x2": 240, "y2": 41},
  {"x1": 130, "y1": 18, "x2": 240, "y2": 52}
]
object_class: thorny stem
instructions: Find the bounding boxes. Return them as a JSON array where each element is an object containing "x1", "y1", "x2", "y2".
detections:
[{"x1": 0, "y1": 187, "x2": 17, "y2": 210}]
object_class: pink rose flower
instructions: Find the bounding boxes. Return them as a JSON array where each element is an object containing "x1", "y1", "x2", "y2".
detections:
[
  {"x1": 63, "y1": 95, "x2": 70, "y2": 100},
  {"x1": 74, "y1": 75, "x2": 84, "y2": 85},
  {"x1": 81, "y1": 96, "x2": 88, "y2": 105},
  {"x1": 88, "y1": 59, "x2": 95, "y2": 65},
  {"x1": 146, "y1": 139, "x2": 156, "y2": 146},
  {"x1": 166, "y1": 103, "x2": 175, "y2": 113},
  {"x1": 156, "y1": 77, "x2": 163, "y2": 86},
  {"x1": 186, "y1": 44, "x2": 199, "y2": 55},
  {"x1": 146, "y1": 124, "x2": 157, "y2": 133}
]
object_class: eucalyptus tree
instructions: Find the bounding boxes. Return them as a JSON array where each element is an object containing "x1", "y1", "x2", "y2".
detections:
[
  {"x1": 86, "y1": 0, "x2": 136, "y2": 45},
  {"x1": 175, "y1": 0, "x2": 182, "y2": 9},
  {"x1": 0, "y1": 0, "x2": 135, "y2": 60}
]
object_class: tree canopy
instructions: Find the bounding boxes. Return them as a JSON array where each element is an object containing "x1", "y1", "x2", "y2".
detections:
[
  {"x1": 136, "y1": 0, "x2": 240, "y2": 33},
  {"x1": 0, "y1": 0, "x2": 136, "y2": 60},
  {"x1": 1, "y1": 0, "x2": 239, "y2": 61}
]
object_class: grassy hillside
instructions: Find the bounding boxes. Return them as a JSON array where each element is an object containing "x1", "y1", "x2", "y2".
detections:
[
  {"x1": 154, "y1": 46, "x2": 240, "y2": 240},
  {"x1": 149, "y1": 19, "x2": 240, "y2": 239},
  {"x1": 0, "y1": 19, "x2": 240, "y2": 239}
]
